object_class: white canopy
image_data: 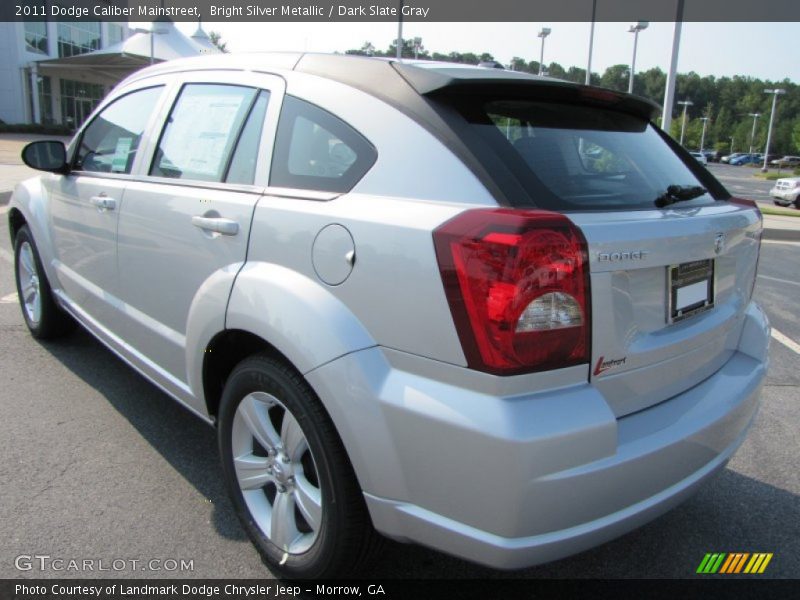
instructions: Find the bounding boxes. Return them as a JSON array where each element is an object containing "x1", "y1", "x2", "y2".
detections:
[{"x1": 36, "y1": 22, "x2": 220, "y2": 87}]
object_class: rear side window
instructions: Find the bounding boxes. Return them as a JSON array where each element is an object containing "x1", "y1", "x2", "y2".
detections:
[
  {"x1": 452, "y1": 99, "x2": 714, "y2": 211},
  {"x1": 151, "y1": 84, "x2": 259, "y2": 183},
  {"x1": 74, "y1": 86, "x2": 163, "y2": 174},
  {"x1": 270, "y1": 95, "x2": 376, "y2": 193}
]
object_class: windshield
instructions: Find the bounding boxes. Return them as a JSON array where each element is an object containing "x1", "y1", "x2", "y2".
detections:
[{"x1": 454, "y1": 99, "x2": 718, "y2": 211}]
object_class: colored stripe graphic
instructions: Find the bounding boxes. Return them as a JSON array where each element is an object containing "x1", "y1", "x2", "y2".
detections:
[
  {"x1": 698, "y1": 552, "x2": 773, "y2": 574},
  {"x1": 744, "y1": 553, "x2": 774, "y2": 574},
  {"x1": 697, "y1": 553, "x2": 727, "y2": 573}
]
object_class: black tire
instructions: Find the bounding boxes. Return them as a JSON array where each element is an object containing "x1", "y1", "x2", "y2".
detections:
[
  {"x1": 13, "y1": 225, "x2": 73, "y2": 339},
  {"x1": 218, "y1": 354, "x2": 382, "y2": 578}
]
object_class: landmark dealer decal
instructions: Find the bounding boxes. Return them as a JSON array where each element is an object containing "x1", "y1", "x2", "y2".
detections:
[{"x1": 593, "y1": 356, "x2": 627, "y2": 376}]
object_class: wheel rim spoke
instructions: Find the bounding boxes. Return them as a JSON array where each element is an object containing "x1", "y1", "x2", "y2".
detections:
[
  {"x1": 280, "y1": 411, "x2": 306, "y2": 459},
  {"x1": 21, "y1": 284, "x2": 35, "y2": 303},
  {"x1": 20, "y1": 245, "x2": 35, "y2": 277},
  {"x1": 239, "y1": 394, "x2": 281, "y2": 451},
  {"x1": 293, "y1": 478, "x2": 322, "y2": 532},
  {"x1": 270, "y1": 490, "x2": 300, "y2": 551},
  {"x1": 234, "y1": 391, "x2": 322, "y2": 555},
  {"x1": 234, "y1": 454, "x2": 272, "y2": 490}
]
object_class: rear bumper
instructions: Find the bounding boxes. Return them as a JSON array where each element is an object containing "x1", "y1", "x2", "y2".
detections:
[{"x1": 306, "y1": 302, "x2": 769, "y2": 570}]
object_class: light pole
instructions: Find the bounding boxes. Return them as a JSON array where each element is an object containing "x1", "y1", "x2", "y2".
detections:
[
  {"x1": 762, "y1": 88, "x2": 786, "y2": 172},
  {"x1": 538, "y1": 27, "x2": 551, "y2": 76},
  {"x1": 699, "y1": 117, "x2": 709, "y2": 152},
  {"x1": 627, "y1": 21, "x2": 649, "y2": 94},
  {"x1": 585, "y1": 0, "x2": 596, "y2": 85},
  {"x1": 396, "y1": 1, "x2": 404, "y2": 60},
  {"x1": 661, "y1": 0, "x2": 686, "y2": 134},
  {"x1": 748, "y1": 113, "x2": 761, "y2": 154},
  {"x1": 413, "y1": 37, "x2": 422, "y2": 60},
  {"x1": 678, "y1": 99, "x2": 693, "y2": 146}
]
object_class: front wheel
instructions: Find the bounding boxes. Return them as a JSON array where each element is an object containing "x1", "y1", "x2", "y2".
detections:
[
  {"x1": 218, "y1": 354, "x2": 381, "y2": 578},
  {"x1": 14, "y1": 225, "x2": 73, "y2": 339}
]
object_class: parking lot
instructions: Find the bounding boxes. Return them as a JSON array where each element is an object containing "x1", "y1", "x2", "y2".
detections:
[
  {"x1": 709, "y1": 162, "x2": 797, "y2": 208},
  {"x1": 0, "y1": 147, "x2": 798, "y2": 580}
]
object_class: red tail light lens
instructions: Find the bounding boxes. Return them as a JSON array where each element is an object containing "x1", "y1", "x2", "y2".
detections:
[{"x1": 433, "y1": 208, "x2": 591, "y2": 375}]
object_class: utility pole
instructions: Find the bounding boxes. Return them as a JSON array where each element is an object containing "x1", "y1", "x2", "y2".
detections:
[
  {"x1": 396, "y1": 1, "x2": 404, "y2": 60},
  {"x1": 678, "y1": 99, "x2": 693, "y2": 146},
  {"x1": 762, "y1": 89, "x2": 786, "y2": 172},
  {"x1": 538, "y1": 27, "x2": 551, "y2": 76},
  {"x1": 748, "y1": 113, "x2": 761, "y2": 154},
  {"x1": 627, "y1": 22, "x2": 649, "y2": 94},
  {"x1": 661, "y1": 0, "x2": 685, "y2": 134},
  {"x1": 585, "y1": 0, "x2": 596, "y2": 85}
]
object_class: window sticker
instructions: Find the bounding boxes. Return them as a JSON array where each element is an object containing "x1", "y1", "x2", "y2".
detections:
[{"x1": 111, "y1": 137, "x2": 133, "y2": 172}]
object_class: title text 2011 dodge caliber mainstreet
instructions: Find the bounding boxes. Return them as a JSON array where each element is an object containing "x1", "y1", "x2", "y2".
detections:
[{"x1": 9, "y1": 54, "x2": 769, "y2": 577}]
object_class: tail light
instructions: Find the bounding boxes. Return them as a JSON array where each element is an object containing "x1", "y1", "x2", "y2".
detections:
[{"x1": 433, "y1": 208, "x2": 591, "y2": 375}]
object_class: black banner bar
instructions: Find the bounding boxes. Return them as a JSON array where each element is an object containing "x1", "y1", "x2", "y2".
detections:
[
  {"x1": 4, "y1": 0, "x2": 800, "y2": 22},
  {"x1": 2, "y1": 579, "x2": 798, "y2": 600}
]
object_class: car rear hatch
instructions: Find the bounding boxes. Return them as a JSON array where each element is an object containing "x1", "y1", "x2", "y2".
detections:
[
  {"x1": 570, "y1": 205, "x2": 760, "y2": 416},
  {"x1": 413, "y1": 68, "x2": 762, "y2": 416}
]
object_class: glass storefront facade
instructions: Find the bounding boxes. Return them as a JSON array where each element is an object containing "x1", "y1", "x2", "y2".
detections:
[
  {"x1": 57, "y1": 22, "x2": 101, "y2": 58},
  {"x1": 24, "y1": 22, "x2": 48, "y2": 54},
  {"x1": 59, "y1": 79, "x2": 104, "y2": 128},
  {"x1": 108, "y1": 23, "x2": 125, "y2": 45}
]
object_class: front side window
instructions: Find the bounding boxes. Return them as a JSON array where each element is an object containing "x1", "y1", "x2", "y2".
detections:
[
  {"x1": 74, "y1": 86, "x2": 164, "y2": 174},
  {"x1": 270, "y1": 96, "x2": 376, "y2": 193},
  {"x1": 151, "y1": 84, "x2": 259, "y2": 183}
]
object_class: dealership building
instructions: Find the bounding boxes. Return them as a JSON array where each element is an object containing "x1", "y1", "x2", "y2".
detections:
[{"x1": 0, "y1": 19, "x2": 218, "y2": 128}]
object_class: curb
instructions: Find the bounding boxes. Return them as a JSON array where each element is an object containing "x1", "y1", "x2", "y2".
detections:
[{"x1": 763, "y1": 228, "x2": 800, "y2": 242}]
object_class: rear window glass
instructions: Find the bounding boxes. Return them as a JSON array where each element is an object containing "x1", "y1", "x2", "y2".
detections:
[{"x1": 455, "y1": 99, "x2": 715, "y2": 211}]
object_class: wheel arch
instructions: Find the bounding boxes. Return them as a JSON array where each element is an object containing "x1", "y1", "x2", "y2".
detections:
[
  {"x1": 194, "y1": 261, "x2": 377, "y2": 419},
  {"x1": 8, "y1": 207, "x2": 27, "y2": 243}
]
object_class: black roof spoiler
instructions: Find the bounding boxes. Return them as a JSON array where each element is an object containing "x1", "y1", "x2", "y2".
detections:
[{"x1": 392, "y1": 62, "x2": 661, "y2": 122}]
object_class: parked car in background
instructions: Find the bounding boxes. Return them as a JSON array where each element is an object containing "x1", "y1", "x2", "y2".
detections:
[
  {"x1": 721, "y1": 152, "x2": 746, "y2": 164},
  {"x1": 771, "y1": 177, "x2": 800, "y2": 208},
  {"x1": 769, "y1": 155, "x2": 800, "y2": 168},
  {"x1": 9, "y1": 53, "x2": 769, "y2": 578},
  {"x1": 690, "y1": 151, "x2": 708, "y2": 166},
  {"x1": 704, "y1": 150, "x2": 723, "y2": 163},
  {"x1": 729, "y1": 153, "x2": 762, "y2": 166}
]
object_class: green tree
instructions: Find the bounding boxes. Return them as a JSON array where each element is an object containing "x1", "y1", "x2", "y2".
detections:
[
  {"x1": 792, "y1": 120, "x2": 800, "y2": 153},
  {"x1": 208, "y1": 31, "x2": 227, "y2": 53},
  {"x1": 600, "y1": 65, "x2": 630, "y2": 92}
]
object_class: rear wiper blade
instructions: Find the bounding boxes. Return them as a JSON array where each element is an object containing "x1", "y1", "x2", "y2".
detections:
[{"x1": 654, "y1": 185, "x2": 707, "y2": 208}]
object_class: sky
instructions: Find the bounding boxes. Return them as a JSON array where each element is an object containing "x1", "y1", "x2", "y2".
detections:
[{"x1": 165, "y1": 21, "x2": 800, "y2": 84}]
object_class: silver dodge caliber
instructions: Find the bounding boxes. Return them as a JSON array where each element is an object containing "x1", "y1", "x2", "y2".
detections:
[{"x1": 9, "y1": 53, "x2": 769, "y2": 577}]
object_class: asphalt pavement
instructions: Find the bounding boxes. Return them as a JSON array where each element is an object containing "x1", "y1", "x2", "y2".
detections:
[
  {"x1": 709, "y1": 162, "x2": 796, "y2": 207},
  {"x1": 0, "y1": 201, "x2": 798, "y2": 580}
]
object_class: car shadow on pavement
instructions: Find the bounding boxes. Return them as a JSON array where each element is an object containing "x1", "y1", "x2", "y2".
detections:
[
  {"x1": 38, "y1": 326, "x2": 248, "y2": 543},
  {"x1": 38, "y1": 329, "x2": 799, "y2": 578}
]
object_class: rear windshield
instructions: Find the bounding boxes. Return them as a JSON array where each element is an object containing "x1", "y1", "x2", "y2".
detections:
[{"x1": 451, "y1": 99, "x2": 718, "y2": 211}]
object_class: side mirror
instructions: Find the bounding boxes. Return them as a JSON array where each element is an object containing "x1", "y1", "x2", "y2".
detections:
[{"x1": 21, "y1": 141, "x2": 69, "y2": 174}]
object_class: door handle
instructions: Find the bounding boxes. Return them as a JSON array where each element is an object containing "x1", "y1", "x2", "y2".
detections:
[
  {"x1": 191, "y1": 216, "x2": 239, "y2": 236},
  {"x1": 90, "y1": 195, "x2": 117, "y2": 211}
]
